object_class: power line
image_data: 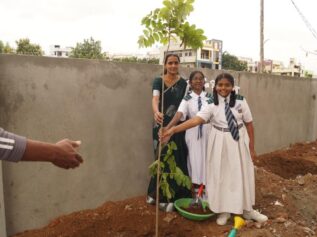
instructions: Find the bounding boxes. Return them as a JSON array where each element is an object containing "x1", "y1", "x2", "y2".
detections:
[
  {"x1": 290, "y1": 0, "x2": 317, "y2": 41},
  {"x1": 300, "y1": 46, "x2": 317, "y2": 56}
]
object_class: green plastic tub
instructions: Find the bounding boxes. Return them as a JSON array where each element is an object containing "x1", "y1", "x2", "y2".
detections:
[{"x1": 174, "y1": 198, "x2": 215, "y2": 221}]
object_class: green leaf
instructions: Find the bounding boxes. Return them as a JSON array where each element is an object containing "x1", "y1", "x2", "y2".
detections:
[
  {"x1": 170, "y1": 141, "x2": 177, "y2": 150},
  {"x1": 148, "y1": 160, "x2": 159, "y2": 176},
  {"x1": 153, "y1": 33, "x2": 159, "y2": 41},
  {"x1": 160, "y1": 161, "x2": 165, "y2": 170},
  {"x1": 146, "y1": 18, "x2": 151, "y2": 27},
  {"x1": 143, "y1": 29, "x2": 150, "y2": 38},
  {"x1": 167, "y1": 155, "x2": 176, "y2": 173}
]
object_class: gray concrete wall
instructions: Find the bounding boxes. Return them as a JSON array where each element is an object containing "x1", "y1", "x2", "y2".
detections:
[{"x1": 0, "y1": 54, "x2": 316, "y2": 235}]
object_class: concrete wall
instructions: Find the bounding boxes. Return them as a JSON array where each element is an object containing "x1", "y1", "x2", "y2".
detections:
[{"x1": 0, "y1": 54, "x2": 316, "y2": 235}]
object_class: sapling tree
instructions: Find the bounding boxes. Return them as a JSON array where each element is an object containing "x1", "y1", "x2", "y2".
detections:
[
  {"x1": 138, "y1": 1, "x2": 206, "y2": 236},
  {"x1": 149, "y1": 141, "x2": 191, "y2": 201}
]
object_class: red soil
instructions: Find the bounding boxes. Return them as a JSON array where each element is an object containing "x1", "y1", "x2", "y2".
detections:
[{"x1": 13, "y1": 141, "x2": 317, "y2": 237}]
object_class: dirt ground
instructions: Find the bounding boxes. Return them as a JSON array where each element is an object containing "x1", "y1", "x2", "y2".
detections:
[{"x1": 13, "y1": 141, "x2": 317, "y2": 237}]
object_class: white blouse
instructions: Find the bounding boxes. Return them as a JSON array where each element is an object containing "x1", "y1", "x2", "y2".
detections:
[
  {"x1": 177, "y1": 91, "x2": 210, "y2": 121},
  {"x1": 197, "y1": 94, "x2": 253, "y2": 128}
]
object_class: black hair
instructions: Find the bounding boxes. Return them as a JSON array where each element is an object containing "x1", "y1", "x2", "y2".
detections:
[
  {"x1": 163, "y1": 53, "x2": 180, "y2": 75},
  {"x1": 213, "y1": 72, "x2": 236, "y2": 107},
  {"x1": 188, "y1": 70, "x2": 205, "y2": 91}
]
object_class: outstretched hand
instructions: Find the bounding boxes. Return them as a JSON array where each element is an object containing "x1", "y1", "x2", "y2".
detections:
[
  {"x1": 53, "y1": 139, "x2": 83, "y2": 169},
  {"x1": 159, "y1": 127, "x2": 174, "y2": 144}
]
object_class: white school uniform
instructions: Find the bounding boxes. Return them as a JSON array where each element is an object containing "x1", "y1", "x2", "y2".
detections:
[
  {"x1": 177, "y1": 91, "x2": 212, "y2": 185},
  {"x1": 197, "y1": 94, "x2": 255, "y2": 214}
]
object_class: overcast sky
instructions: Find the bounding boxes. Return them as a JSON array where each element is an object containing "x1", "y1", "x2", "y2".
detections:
[{"x1": 1, "y1": 0, "x2": 317, "y2": 74}]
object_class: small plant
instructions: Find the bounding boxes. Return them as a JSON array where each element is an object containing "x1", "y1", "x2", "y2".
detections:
[{"x1": 149, "y1": 141, "x2": 192, "y2": 201}]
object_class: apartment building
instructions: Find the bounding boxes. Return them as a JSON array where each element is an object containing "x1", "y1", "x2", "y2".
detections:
[
  {"x1": 159, "y1": 38, "x2": 223, "y2": 69},
  {"x1": 49, "y1": 45, "x2": 72, "y2": 57}
]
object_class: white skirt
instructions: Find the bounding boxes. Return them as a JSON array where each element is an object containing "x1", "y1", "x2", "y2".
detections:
[
  {"x1": 185, "y1": 124, "x2": 211, "y2": 185},
  {"x1": 205, "y1": 126, "x2": 255, "y2": 214}
]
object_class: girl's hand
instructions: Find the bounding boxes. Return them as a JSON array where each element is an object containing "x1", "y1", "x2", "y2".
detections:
[
  {"x1": 154, "y1": 111, "x2": 163, "y2": 124},
  {"x1": 160, "y1": 127, "x2": 174, "y2": 144},
  {"x1": 250, "y1": 149, "x2": 257, "y2": 162},
  {"x1": 158, "y1": 127, "x2": 167, "y2": 137}
]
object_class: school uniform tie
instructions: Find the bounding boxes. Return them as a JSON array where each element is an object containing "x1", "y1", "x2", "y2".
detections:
[
  {"x1": 197, "y1": 96, "x2": 203, "y2": 139},
  {"x1": 224, "y1": 98, "x2": 239, "y2": 141}
]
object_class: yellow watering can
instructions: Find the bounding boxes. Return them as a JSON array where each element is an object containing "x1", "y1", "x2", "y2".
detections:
[{"x1": 228, "y1": 216, "x2": 245, "y2": 237}]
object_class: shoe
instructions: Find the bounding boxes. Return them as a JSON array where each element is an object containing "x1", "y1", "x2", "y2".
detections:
[
  {"x1": 243, "y1": 209, "x2": 268, "y2": 223},
  {"x1": 216, "y1": 212, "x2": 231, "y2": 225},
  {"x1": 146, "y1": 196, "x2": 155, "y2": 205},
  {"x1": 159, "y1": 202, "x2": 174, "y2": 212}
]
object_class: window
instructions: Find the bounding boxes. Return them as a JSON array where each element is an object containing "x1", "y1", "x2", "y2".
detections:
[{"x1": 201, "y1": 50, "x2": 210, "y2": 59}]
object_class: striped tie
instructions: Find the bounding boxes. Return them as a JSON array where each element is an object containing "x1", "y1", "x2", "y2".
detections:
[
  {"x1": 197, "y1": 96, "x2": 203, "y2": 139},
  {"x1": 224, "y1": 99, "x2": 239, "y2": 141}
]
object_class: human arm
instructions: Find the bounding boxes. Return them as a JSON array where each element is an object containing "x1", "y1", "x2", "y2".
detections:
[
  {"x1": 245, "y1": 122, "x2": 256, "y2": 161},
  {"x1": 0, "y1": 127, "x2": 83, "y2": 169},
  {"x1": 22, "y1": 139, "x2": 83, "y2": 169},
  {"x1": 241, "y1": 99, "x2": 256, "y2": 162},
  {"x1": 152, "y1": 77, "x2": 164, "y2": 124},
  {"x1": 165, "y1": 98, "x2": 188, "y2": 129},
  {"x1": 159, "y1": 112, "x2": 183, "y2": 139},
  {"x1": 165, "y1": 112, "x2": 183, "y2": 130},
  {"x1": 161, "y1": 116, "x2": 205, "y2": 143},
  {"x1": 152, "y1": 95, "x2": 163, "y2": 124}
]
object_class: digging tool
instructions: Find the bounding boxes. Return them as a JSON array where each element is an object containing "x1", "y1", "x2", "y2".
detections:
[
  {"x1": 227, "y1": 216, "x2": 245, "y2": 237},
  {"x1": 190, "y1": 184, "x2": 205, "y2": 210}
]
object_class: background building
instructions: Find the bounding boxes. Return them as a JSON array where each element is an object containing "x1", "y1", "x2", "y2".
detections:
[
  {"x1": 271, "y1": 58, "x2": 303, "y2": 77},
  {"x1": 49, "y1": 45, "x2": 72, "y2": 57},
  {"x1": 239, "y1": 56, "x2": 306, "y2": 77},
  {"x1": 159, "y1": 38, "x2": 223, "y2": 69}
]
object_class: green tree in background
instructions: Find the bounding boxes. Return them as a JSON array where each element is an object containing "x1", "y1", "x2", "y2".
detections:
[
  {"x1": 304, "y1": 71, "x2": 313, "y2": 78},
  {"x1": 138, "y1": 0, "x2": 206, "y2": 50},
  {"x1": 0, "y1": 41, "x2": 3, "y2": 53},
  {"x1": 70, "y1": 37, "x2": 105, "y2": 59},
  {"x1": 16, "y1": 38, "x2": 43, "y2": 56},
  {"x1": 0, "y1": 41, "x2": 14, "y2": 54},
  {"x1": 222, "y1": 51, "x2": 248, "y2": 71},
  {"x1": 4, "y1": 42, "x2": 14, "y2": 53}
]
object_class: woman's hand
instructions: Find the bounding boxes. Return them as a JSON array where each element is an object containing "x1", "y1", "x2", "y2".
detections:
[{"x1": 154, "y1": 111, "x2": 163, "y2": 124}]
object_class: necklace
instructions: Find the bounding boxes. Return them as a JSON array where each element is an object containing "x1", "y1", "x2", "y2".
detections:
[{"x1": 164, "y1": 75, "x2": 179, "y2": 87}]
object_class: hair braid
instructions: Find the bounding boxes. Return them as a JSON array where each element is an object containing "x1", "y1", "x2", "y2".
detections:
[
  {"x1": 213, "y1": 86, "x2": 219, "y2": 105},
  {"x1": 229, "y1": 90, "x2": 236, "y2": 107}
]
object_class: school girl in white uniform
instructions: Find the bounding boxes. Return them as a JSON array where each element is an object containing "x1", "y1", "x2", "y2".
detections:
[
  {"x1": 165, "y1": 71, "x2": 211, "y2": 187},
  {"x1": 162, "y1": 73, "x2": 268, "y2": 225}
]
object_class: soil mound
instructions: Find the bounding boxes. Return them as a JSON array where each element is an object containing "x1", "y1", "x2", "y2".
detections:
[
  {"x1": 256, "y1": 142, "x2": 317, "y2": 179},
  {"x1": 13, "y1": 141, "x2": 317, "y2": 237}
]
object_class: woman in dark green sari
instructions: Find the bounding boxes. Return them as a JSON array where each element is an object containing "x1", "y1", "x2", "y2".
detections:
[{"x1": 147, "y1": 54, "x2": 191, "y2": 211}]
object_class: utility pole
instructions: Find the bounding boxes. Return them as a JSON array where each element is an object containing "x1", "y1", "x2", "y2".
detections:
[{"x1": 260, "y1": 0, "x2": 264, "y2": 73}]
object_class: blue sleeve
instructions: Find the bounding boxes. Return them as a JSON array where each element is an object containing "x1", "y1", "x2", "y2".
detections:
[{"x1": 0, "y1": 128, "x2": 27, "y2": 162}]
